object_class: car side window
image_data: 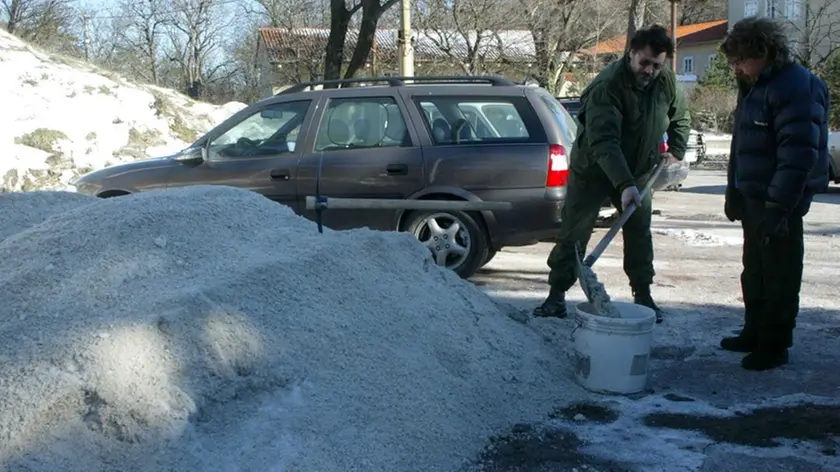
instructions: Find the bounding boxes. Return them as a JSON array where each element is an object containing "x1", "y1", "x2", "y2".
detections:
[
  {"x1": 414, "y1": 97, "x2": 536, "y2": 145},
  {"x1": 207, "y1": 100, "x2": 311, "y2": 160},
  {"x1": 314, "y1": 97, "x2": 411, "y2": 152}
]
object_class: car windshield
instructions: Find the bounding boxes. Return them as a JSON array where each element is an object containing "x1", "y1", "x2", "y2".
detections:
[{"x1": 540, "y1": 95, "x2": 577, "y2": 145}]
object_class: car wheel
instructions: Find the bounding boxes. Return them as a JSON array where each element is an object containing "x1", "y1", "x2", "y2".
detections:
[
  {"x1": 403, "y1": 210, "x2": 489, "y2": 279},
  {"x1": 481, "y1": 248, "x2": 498, "y2": 268}
]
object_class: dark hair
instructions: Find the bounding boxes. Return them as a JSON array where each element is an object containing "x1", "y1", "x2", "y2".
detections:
[
  {"x1": 629, "y1": 25, "x2": 675, "y2": 59},
  {"x1": 721, "y1": 17, "x2": 792, "y2": 68}
]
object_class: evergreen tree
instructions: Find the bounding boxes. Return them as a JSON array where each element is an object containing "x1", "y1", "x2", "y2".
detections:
[
  {"x1": 821, "y1": 51, "x2": 840, "y2": 129},
  {"x1": 698, "y1": 51, "x2": 736, "y2": 90}
]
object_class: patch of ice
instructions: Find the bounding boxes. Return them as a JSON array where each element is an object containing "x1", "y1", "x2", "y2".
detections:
[
  {"x1": 654, "y1": 228, "x2": 742, "y2": 246},
  {"x1": 0, "y1": 185, "x2": 577, "y2": 471},
  {"x1": 568, "y1": 393, "x2": 840, "y2": 471}
]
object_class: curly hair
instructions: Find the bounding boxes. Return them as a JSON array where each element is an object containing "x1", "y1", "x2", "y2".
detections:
[
  {"x1": 629, "y1": 25, "x2": 675, "y2": 59},
  {"x1": 720, "y1": 17, "x2": 793, "y2": 68}
]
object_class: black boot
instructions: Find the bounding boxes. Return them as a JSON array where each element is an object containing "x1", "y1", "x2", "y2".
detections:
[
  {"x1": 741, "y1": 348, "x2": 789, "y2": 371},
  {"x1": 632, "y1": 284, "x2": 663, "y2": 323},
  {"x1": 720, "y1": 301, "x2": 761, "y2": 352},
  {"x1": 720, "y1": 336, "x2": 756, "y2": 353},
  {"x1": 533, "y1": 287, "x2": 568, "y2": 318},
  {"x1": 741, "y1": 329, "x2": 790, "y2": 371}
]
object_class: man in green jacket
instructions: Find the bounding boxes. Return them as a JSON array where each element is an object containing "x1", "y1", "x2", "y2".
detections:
[{"x1": 533, "y1": 25, "x2": 691, "y2": 323}]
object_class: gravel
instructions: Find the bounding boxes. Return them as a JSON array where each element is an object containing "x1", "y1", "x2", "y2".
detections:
[{"x1": 0, "y1": 186, "x2": 575, "y2": 471}]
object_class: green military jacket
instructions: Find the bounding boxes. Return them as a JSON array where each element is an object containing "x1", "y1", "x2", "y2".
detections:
[{"x1": 570, "y1": 54, "x2": 691, "y2": 192}]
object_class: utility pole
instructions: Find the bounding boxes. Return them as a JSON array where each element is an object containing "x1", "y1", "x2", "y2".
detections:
[
  {"x1": 81, "y1": 14, "x2": 91, "y2": 62},
  {"x1": 398, "y1": 0, "x2": 414, "y2": 77},
  {"x1": 670, "y1": 0, "x2": 679, "y2": 74}
]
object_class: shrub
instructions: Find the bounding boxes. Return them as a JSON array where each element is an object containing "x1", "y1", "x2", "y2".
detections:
[{"x1": 688, "y1": 86, "x2": 737, "y2": 133}]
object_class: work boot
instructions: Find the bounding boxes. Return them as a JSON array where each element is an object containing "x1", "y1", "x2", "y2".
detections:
[
  {"x1": 632, "y1": 285, "x2": 663, "y2": 324},
  {"x1": 720, "y1": 303, "x2": 762, "y2": 352},
  {"x1": 533, "y1": 287, "x2": 568, "y2": 318},
  {"x1": 720, "y1": 335, "x2": 756, "y2": 353},
  {"x1": 741, "y1": 348, "x2": 789, "y2": 371}
]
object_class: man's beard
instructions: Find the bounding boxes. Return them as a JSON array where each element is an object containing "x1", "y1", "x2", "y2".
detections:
[{"x1": 636, "y1": 72, "x2": 653, "y2": 86}]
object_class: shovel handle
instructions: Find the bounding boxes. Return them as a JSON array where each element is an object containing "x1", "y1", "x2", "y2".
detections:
[{"x1": 582, "y1": 161, "x2": 666, "y2": 267}]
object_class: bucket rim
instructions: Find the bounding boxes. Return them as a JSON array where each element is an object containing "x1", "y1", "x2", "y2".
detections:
[{"x1": 574, "y1": 301, "x2": 656, "y2": 325}]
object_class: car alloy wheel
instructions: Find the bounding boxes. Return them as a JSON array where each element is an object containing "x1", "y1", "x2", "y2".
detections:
[
  {"x1": 402, "y1": 209, "x2": 489, "y2": 278},
  {"x1": 413, "y1": 212, "x2": 472, "y2": 270}
]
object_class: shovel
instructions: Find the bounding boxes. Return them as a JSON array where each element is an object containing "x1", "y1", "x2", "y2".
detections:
[{"x1": 575, "y1": 161, "x2": 666, "y2": 312}]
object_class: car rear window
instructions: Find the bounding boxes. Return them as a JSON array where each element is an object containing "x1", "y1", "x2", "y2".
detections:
[
  {"x1": 540, "y1": 95, "x2": 578, "y2": 146},
  {"x1": 413, "y1": 96, "x2": 543, "y2": 145}
]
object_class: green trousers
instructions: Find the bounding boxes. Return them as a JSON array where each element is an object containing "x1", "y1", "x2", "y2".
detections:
[{"x1": 547, "y1": 168, "x2": 655, "y2": 292}]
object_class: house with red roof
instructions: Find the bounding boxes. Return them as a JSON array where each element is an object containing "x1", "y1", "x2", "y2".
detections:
[{"x1": 582, "y1": 20, "x2": 729, "y2": 82}]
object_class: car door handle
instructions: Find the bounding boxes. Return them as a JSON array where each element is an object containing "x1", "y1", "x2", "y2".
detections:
[
  {"x1": 386, "y1": 164, "x2": 408, "y2": 175},
  {"x1": 269, "y1": 169, "x2": 290, "y2": 181}
]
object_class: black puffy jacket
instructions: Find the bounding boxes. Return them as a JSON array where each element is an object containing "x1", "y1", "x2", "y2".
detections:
[{"x1": 727, "y1": 62, "x2": 830, "y2": 216}]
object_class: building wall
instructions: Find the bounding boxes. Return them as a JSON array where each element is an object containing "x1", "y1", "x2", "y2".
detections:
[
  {"x1": 728, "y1": 0, "x2": 840, "y2": 64},
  {"x1": 677, "y1": 42, "x2": 721, "y2": 80}
]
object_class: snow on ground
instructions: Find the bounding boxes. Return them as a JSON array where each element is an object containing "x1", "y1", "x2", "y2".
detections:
[
  {"x1": 0, "y1": 186, "x2": 583, "y2": 472},
  {"x1": 0, "y1": 30, "x2": 245, "y2": 192},
  {"x1": 472, "y1": 170, "x2": 840, "y2": 471}
]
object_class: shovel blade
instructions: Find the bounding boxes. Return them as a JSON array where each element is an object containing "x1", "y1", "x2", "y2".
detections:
[{"x1": 574, "y1": 241, "x2": 594, "y2": 304}]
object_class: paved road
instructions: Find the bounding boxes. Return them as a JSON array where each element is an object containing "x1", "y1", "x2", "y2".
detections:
[{"x1": 467, "y1": 170, "x2": 840, "y2": 472}]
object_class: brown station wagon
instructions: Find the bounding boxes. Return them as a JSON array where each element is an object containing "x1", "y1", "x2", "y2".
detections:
[{"x1": 72, "y1": 76, "x2": 605, "y2": 278}]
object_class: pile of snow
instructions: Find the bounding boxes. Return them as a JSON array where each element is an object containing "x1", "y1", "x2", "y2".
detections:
[
  {"x1": 0, "y1": 186, "x2": 571, "y2": 471},
  {"x1": 0, "y1": 30, "x2": 246, "y2": 192}
]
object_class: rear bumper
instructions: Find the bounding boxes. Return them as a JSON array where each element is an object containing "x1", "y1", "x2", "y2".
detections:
[{"x1": 473, "y1": 187, "x2": 611, "y2": 248}]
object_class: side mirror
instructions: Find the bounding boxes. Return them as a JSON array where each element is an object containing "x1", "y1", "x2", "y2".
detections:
[{"x1": 173, "y1": 146, "x2": 205, "y2": 163}]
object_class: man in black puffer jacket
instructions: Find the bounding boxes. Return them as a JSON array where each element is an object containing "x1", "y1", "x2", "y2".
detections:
[{"x1": 719, "y1": 17, "x2": 830, "y2": 371}]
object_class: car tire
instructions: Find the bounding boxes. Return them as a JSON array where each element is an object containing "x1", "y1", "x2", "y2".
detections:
[
  {"x1": 481, "y1": 248, "x2": 498, "y2": 268},
  {"x1": 402, "y1": 210, "x2": 489, "y2": 279}
]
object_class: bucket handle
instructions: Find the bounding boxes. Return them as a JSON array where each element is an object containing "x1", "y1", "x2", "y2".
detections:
[{"x1": 570, "y1": 321, "x2": 582, "y2": 341}]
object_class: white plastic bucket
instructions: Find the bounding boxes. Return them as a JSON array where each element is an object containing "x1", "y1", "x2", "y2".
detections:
[{"x1": 572, "y1": 301, "x2": 656, "y2": 395}]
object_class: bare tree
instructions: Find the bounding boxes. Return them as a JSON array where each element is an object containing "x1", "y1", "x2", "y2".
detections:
[
  {"x1": 114, "y1": 0, "x2": 170, "y2": 85},
  {"x1": 782, "y1": 0, "x2": 840, "y2": 73},
  {"x1": 166, "y1": 0, "x2": 233, "y2": 98},
  {"x1": 323, "y1": 0, "x2": 362, "y2": 81},
  {"x1": 342, "y1": 0, "x2": 399, "y2": 79},
  {"x1": 520, "y1": 0, "x2": 623, "y2": 94},
  {"x1": 625, "y1": 0, "x2": 646, "y2": 49},
  {"x1": 244, "y1": 0, "x2": 326, "y2": 28},
  {"x1": 1, "y1": 0, "x2": 76, "y2": 49},
  {"x1": 413, "y1": 0, "x2": 515, "y2": 75},
  {"x1": 678, "y1": 0, "x2": 726, "y2": 25}
]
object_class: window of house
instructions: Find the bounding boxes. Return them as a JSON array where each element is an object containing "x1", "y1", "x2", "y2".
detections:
[
  {"x1": 208, "y1": 100, "x2": 311, "y2": 160},
  {"x1": 784, "y1": 0, "x2": 802, "y2": 20},
  {"x1": 683, "y1": 56, "x2": 694, "y2": 74},
  {"x1": 314, "y1": 97, "x2": 411, "y2": 151},
  {"x1": 765, "y1": 0, "x2": 777, "y2": 17},
  {"x1": 708, "y1": 53, "x2": 717, "y2": 69},
  {"x1": 745, "y1": 0, "x2": 758, "y2": 16}
]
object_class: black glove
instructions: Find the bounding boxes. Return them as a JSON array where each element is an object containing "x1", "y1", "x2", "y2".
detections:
[
  {"x1": 724, "y1": 187, "x2": 743, "y2": 222},
  {"x1": 761, "y1": 201, "x2": 790, "y2": 243}
]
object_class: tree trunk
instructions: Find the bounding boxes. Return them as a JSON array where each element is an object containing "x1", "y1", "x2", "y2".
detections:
[
  {"x1": 343, "y1": 1, "x2": 380, "y2": 79},
  {"x1": 625, "y1": 0, "x2": 646, "y2": 51},
  {"x1": 323, "y1": 0, "x2": 355, "y2": 84}
]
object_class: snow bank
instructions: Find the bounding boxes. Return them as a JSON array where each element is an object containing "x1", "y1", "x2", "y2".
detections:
[
  {"x1": 0, "y1": 186, "x2": 571, "y2": 471},
  {"x1": 0, "y1": 30, "x2": 246, "y2": 192}
]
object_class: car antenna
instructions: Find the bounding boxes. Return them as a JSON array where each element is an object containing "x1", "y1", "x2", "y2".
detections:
[{"x1": 315, "y1": 150, "x2": 326, "y2": 234}]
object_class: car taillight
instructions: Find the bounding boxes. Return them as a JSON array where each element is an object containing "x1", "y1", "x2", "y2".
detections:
[{"x1": 546, "y1": 144, "x2": 569, "y2": 187}]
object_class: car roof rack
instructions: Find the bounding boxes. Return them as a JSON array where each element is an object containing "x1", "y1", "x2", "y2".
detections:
[{"x1": 277, "y1": 75, "x2": 516, "y2": 95}]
